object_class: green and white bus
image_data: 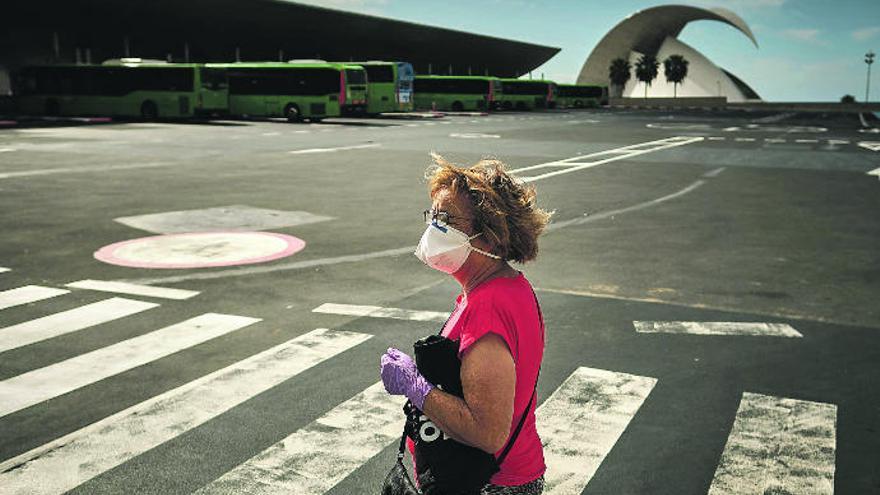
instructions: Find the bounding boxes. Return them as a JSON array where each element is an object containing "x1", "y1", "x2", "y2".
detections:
[
  {"x1": 207, "y1": 61, "x2": 362, "y2": 122},
  {"x1": 348, "y1": 61, "x2": 414, "y2": 114},
  {"x1": 14, "y1": 59, "x2": 225, "y2": 119},
  {"x1": 497, "y1": 79, "x2": 557, "y2": 111},
  {"x1": 413, "y1": 75, "x2": 501, "y2": 112},
  {"x1": 555, "y1": 84, "x2": 607, "y2": 108}
]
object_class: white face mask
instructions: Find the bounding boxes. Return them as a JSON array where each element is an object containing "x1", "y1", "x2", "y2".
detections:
[{"x1": 414, "y1": 221, "x2": 500, "y2": 274}]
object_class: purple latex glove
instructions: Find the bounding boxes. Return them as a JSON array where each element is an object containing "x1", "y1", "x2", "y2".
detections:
[{"x1": 380, "y1": 347, "x2": 435, "y2": 410}]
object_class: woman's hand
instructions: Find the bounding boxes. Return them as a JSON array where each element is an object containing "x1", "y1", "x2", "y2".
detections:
[{"x1": 380, "y1": 348, "x2": 435, "y2": 410}]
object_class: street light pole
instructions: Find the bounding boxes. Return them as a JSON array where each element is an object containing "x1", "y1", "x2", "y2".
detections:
[{"x1": 866, "y1": 51, "x2": 875, "y2": 103}]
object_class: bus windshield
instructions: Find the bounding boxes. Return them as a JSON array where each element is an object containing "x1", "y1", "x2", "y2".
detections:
[{"x1": 345, "y1": 69, "x2": 367, "y2": 85}]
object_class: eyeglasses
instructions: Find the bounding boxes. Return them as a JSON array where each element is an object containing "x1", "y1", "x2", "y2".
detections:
[{"x1": 423, "y1": 209, "x2": 470, "y2": 227}]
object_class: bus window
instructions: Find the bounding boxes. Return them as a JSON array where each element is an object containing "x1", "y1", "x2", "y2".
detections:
[
  {"x1": 363, "y1": 65, "x2": 393, "y2": 83},
  {"x1": 201, "y1": 68, "x2": 228, "y2": 90},
  {"x1": 345, "y1": 69, "x2": 367, "y2": 86}
]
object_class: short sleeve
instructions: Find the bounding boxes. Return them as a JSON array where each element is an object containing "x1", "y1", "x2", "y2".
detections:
[{"x1": 457, "y1": 296, "x2": 518, "y2": 364}]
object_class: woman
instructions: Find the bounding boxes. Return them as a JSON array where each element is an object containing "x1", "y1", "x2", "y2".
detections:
[{"x1": 381, "y1": 153, "x2": 551, "y2": 495}]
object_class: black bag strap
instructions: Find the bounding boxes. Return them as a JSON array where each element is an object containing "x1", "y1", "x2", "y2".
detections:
[{"x1": 495, "y1": 366, "x2": 540, "y2": 466}]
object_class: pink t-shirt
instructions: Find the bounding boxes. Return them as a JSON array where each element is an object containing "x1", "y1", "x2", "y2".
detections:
[{"x1": 407, "y1": 272, "x2": 546, "y2": 486}]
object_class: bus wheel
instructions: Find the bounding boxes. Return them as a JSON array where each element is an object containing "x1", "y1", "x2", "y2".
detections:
[
  {"x1": 451, "y1": 101, "x2": 464, "y2": 112},
  {"x1": 284, "y1": 103, "x2": 301, "y2": 123},
  {"x1": 140, "y1": 101, "x2": 159, "y2": 121},
  {"x1": 45, "y1": 99, "x2": 60, "y2": 116}
]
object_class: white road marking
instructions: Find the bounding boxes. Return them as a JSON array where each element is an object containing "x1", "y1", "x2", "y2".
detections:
[
  {"x1": 633, "y1": 321, "x2": 803, "y2": 338},
  {"x1": 764, "y1": 138, "x2": 787, "y2": 143},
  {"x1": 0, "y1": 267, "x2": 9, "y2": 273},
  {"x1": 288, "y1": 143, "x2": 380, "y2": 154},
  {"x1": 859, "y1": 128, "x2": 880, "y2": 134},
  {"x1": 707, "y1": 137, "x2": 726, "y2": 141},
  {"x1": 262, "y1": 132, "x2": 281, "y2": 136},
  {"x1": 0, "y1": 148, "x2": 15, "y2": 153},
  {"x1": 646, "y1": 123, "x2": 711, "y2": 130},
  {"x1": 796, "y1": 139, "x2": 819, "y2": 143},
  {"x1": 0, "y1": 162, "x2": 173, "y2": 180},
  {"x1": 723, "y1": 126, "x2": 741, "y2": 132},
  {"x1": 292, "y1": 130, "x2": 311, "y2": 134},
  {"x1": 195, "y1": 382, "x2": 405, "y2": 495},
  {"x1": 734, "y1": 138, "x2": 756, "y2": 142},
  {"x1": 0, "y1": 298, "x2": 158, "y2": 353},
  {"x1": 703, "y1": 167, "x2": 727, "y2": 178},
  {"x1": 0, "y1": 313, "x2": 260, "y2": 418},
  {"x1": 66, "y1": 279, "x2": 199, "y2": 300},
  {"x1": 540, "y1": 367, "x2": 657, "y2": 495},
  {"x1": 0, "y1": 328, "x2": 370, "y2": 494},
  {"x1": 510, "y1": 136, "x2": 704, "y2": 182},
  {"x1": 858, "y1": 141, "x2": 880, "y2": 152},
  {"x1": 827, "y1": 139, "x2": 850, "y2": 145},
  {"x1": 0, "y1": 285, "x2": 69, "y2": 311},
  {"x1": 867, "y1": 167, "x2": 880, "y2": 180},
  {"x1": 708, "y1": 392, "x2": 836, "y2": 495},
  {"x1": 313, "y1": 302, "x2": 447, "y2": 322},
  {"x1": 449, "y1": 133, "x2": 501, "y2": 139},
  {"x1": 114, "y1": 205, "x2": 334, "y2": 234}
]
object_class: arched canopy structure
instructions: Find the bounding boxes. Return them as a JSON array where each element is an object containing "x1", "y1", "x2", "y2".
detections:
[{"x1": 577, "y1": 4, "x2": 759, "y2": 100}]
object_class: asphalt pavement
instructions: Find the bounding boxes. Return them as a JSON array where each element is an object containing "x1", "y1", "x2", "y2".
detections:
[{"x1": 0, "y1": 107, "x2": 878, "y2": 494}]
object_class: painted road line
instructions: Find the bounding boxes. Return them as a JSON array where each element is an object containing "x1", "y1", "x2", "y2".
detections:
[
  {"x1": 707, "y1": 137, "x2": 726, "y2": 141},
  {"x1": 510, "y1": 136, "x2": 704, "y2": 183},
  {"x1": 828, "y1": 139, "x2": 850, "y2": 145},
  {"x1": 0, "y1": 313, "x2": 260, "y2": 418},
  {"x1": 0, "y1": 162, "x2": 173, "y2": 180},
  {"x1": 313, "y1": 302, "x2": 448, "y2": 322},
  {"x1": 0, "y1": 285, "x2": 69, "y2": 311},
  {"x1": 765, "y1": 138, "x2": 787, "y2": 143},
  {"x1": 195, "y1": 381, "x2": 405, "y2": 495},
  {"x1": 0, "y1": 267, "x2": 9, "y2": 273},
  {"x1": 708, "y1": 392, "x2": 836, "y2": 495},
  {"x1": 734, "y1": 138, "x2": 756, "y2": 142},
  {"x1": 633, "y1": 321, "x2": 803, "y2": 338},
  {"x1": 0, "y1": 148, "x2": 15, "y2": 153},
  {"x1": 288, "y1": 143, "x2": 380, "y2": 154},
  {"x1": 867, "y1": 167, "x2": 880, "y2": 180},
  {"x1": 449, "y1": 133, "x2": 501, "y2": 139},
  {"x1": 65, "y1": 279, "x2": 199, "y2": 300},
  {"x1": 539, "y1": 367, "x2": 657, "y2": 495},
  {"x1": 723, "y1": 126, "x2": 741, "y2": 132},
  {"x1": 703, "y1": 167, "x2": 727, "y2": 178},
  {"x1": 0, "y1": 298, "x2": 159, "y2": 353},
  {"x1": 858, "y1": 141, "x2": 880, "y2": 152},
  {"x1": 0, "y1": 328, "x2": 370, "y2": 494},
  {"x1": 796, "y1": 139, "x2": 819, "y2": 143}
]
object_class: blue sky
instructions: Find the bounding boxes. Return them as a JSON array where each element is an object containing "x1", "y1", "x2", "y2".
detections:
[{"x1": 292, "y1": 0, "x2": 880, "y2": 102}]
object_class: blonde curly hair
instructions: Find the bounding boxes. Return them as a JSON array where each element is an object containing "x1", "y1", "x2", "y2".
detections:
[{"x1": 426, "y1": 153, "x2": 552, "y2": 263}]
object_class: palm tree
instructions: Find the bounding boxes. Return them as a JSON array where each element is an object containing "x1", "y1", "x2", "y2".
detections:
[
  {"x1": 608, "y1": 58, "x2": 631, "y2": 98},
  {"x1": 663, "y1": 55, "x2": 689, "y2": 98},
  {"x1": 634, "y1": 54, "x2": 659, "y2": 98}
]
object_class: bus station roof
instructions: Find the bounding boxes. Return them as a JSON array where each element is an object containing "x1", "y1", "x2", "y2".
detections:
[{"x1": 3, "y1": 0, "x2": 561, "y2": 77}]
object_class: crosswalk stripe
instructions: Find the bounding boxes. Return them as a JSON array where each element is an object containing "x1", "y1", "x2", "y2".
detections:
[
  {"x1": 0, "y1": 328, "x2": 371, "y2": 494},
  {"x1": 0, "y1": 297, "x2": 159, "y2": 353},
  {"x1": 0, "y1": 313, "x2": 260, "y2": 418},
  {"x1": 65, "y1": 279, "x2": 199, "y2": 300},
  {"x1": 633, "y1": 321, "x2": 803, "y2": 338},
  {"x1": 0, "y1": 285, "x2": 69, "y2": 311},
  {"x1": 708, "y1": 392, "x2": 836, "y2": 494},
  {"x1": 539, "y1": 367, "x2": 657, "y2": 495},
  {"x1": 313, "y1": 302, "x2": 448, "y2": 322},
  {"x1": 195, "y1": 381, "x2": 405, "y2": 494}
]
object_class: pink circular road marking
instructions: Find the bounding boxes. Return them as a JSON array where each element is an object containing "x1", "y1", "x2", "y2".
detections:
[{"x1": 94, "y1": 231, "x2": 306, "y2": 269}]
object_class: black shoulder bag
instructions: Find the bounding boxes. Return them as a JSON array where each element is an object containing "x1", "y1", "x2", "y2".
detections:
[{"x1": 381, "y1": 333, "x2": 540, "y2": 495}]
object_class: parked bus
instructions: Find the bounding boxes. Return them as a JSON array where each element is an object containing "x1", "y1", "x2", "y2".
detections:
[
  {"x1": 413, "y1": 75, "x2": 501, "y2": 112},
  {"x1": 207, "y1": 61, "x2": 358, "y2": 122},
  {"x1": 497, "y1": 79, "x2": 557, "y2": 110},
  {"x1": 340, "y1": 63, "x2": 369, "y2": 116},
  {"x1": 14, "y1": 59, "x2": 223, "y2": 119},
  {"x1": 555, "y1": 84, "x2": 607, "y2": 108},
  {"x1": 348, "y1": 61, "x2": 414, "y2": 114}
]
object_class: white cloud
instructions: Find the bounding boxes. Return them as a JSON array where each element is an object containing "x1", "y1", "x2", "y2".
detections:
[
  {"x1": 781, "y1": 28, "x2": 822, "y2": 43},
  {"x1": 852, "y1": 27, "x2": 880, "y2": 41}
]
